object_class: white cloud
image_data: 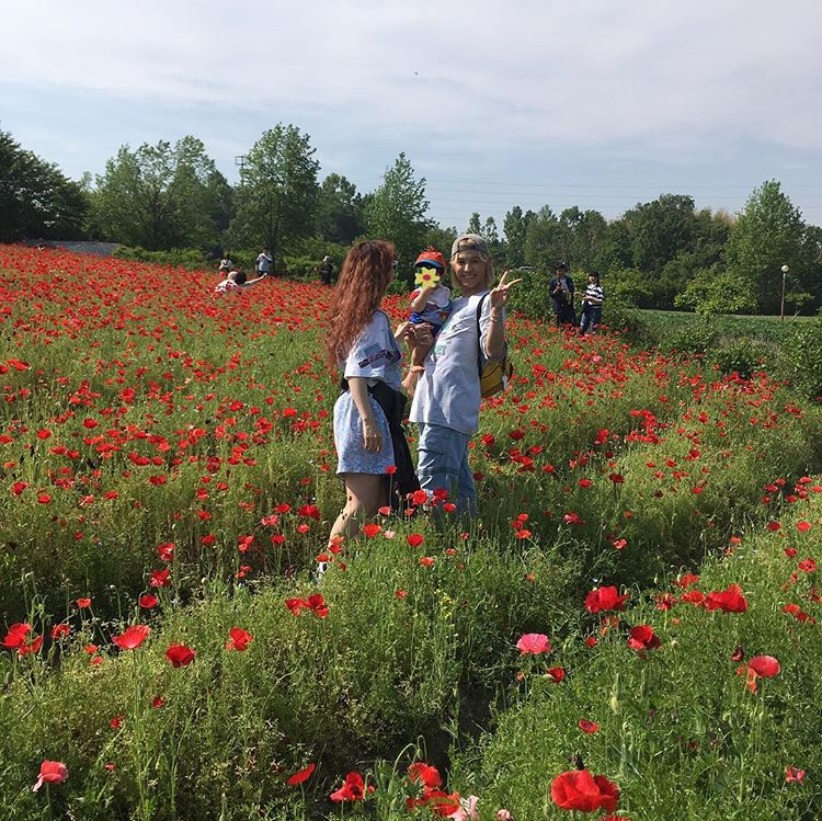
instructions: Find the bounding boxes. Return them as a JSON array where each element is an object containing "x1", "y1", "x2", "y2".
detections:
[{"x1": 3, "y1": 0, "x2": 822, "y2": 225}]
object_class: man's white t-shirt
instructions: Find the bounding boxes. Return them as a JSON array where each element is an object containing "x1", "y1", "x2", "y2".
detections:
[{"x1": 410, "y1": 292, "x2": 497, "y2": 436}]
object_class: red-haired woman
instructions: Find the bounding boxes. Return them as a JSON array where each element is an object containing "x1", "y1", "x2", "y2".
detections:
[{"x1": 325, "y1": 240, "x2": 420, "y2": 551}]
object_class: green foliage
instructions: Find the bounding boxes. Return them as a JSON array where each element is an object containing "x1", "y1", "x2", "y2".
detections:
[
  {"x1": 92, "y1": 137, "x2": 230, "y2": 251},
  {"x1": 724, "y1": 180, "x2": 812, "y2": 315},
  {"x1": 365, "y1": 152, "x2": 432, "y2": 276},
  {"x1": 0, "y1": 129, "x2": 89, "y2": 242},
  {"x1": 781, "y1": 309, "x2": 822, "y2": 400},
  {"x1": 112, "y1": 245, "x2": 212, "y2": 270},
  {"x1": 675, "y1": 264, "x2": 758, "y2": 315},
  {"x1": 229, "y1": 124, "x2": 320, "y2": 259},
  {"x1": 470, "y1": 497, "x2": 822, "y2": 820},
  {"x1": 315, "y1": 173, "x2": 366, "y2": 246}
]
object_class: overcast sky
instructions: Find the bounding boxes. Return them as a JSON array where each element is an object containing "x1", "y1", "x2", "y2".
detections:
[{"x1": 3, "y1": 0, "x2": 822, "y2": 229}]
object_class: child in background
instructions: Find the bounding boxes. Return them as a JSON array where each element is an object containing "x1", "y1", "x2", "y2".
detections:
[{"x1": 400, "y1": 247, "x2": 451, "y2": 396}]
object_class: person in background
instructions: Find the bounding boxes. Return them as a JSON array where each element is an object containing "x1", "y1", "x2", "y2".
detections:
[
  {"x1": 399, "y1": 247, "x2": 451, "y2": 397},
  {"x1": 214, "y1": 269, "x2": 267, "y2": 295},
  {"x1": 549, "y1": 262, "x2": 576, "y2": 327},
  {"x1": 319, "y1": 255, "x2": 335, "y2": 285},
  {"x1": 324, "y1": 240, "x2": 420, "y2": 552},
  {"x1": 409, "y1": 234, "x2": 519, "y2": 517},
  {"x1": 256, "y1": 249, "x2": 273, "y2": 277},
  {"x1": 579, "y1": 270, "x2": 604, "y2": 335},
  {"x1": 218, "y1": 253, "x2": 234, "y2": 275}
]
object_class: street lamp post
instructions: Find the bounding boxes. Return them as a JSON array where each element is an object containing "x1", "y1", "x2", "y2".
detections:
[{"x1": 780, "y1": 264, "x2": 789, "y2": 321}]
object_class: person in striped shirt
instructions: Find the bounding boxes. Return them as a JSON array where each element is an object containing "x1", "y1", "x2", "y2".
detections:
[{"x1": 579, "y1": 271, "x2": 604, "y2": 335}]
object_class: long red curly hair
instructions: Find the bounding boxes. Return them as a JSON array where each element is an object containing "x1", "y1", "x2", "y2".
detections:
[{"x1": 325, "y1": 240, "x2": 396, "y2": 370}]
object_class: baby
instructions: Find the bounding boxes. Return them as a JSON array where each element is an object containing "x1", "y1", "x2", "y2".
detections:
[{"x1": 401, "y1": 247, "x2": 451, "y2": 395}]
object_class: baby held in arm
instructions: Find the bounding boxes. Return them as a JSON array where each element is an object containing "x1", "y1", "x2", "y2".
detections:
[{"x1": 398, "y1": 247, "x2": 450, "y2": 396}]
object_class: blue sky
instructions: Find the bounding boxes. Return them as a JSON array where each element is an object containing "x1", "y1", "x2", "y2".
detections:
[{"x1": 3, "y1": 0, "x2": 822, "y2": 229}]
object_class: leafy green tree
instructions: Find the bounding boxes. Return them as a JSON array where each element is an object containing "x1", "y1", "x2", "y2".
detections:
[
  {"x1": 623, "y1": 194, "x2": 697, "y2": 275},
  {"x1": 316, "y1": 173, "x2": 365, "y2": 246},
  {"x1": 523, "y1": 205, "x2": 561, "y2": 271},
  {"x1": 503, "y1": 205, "x2": 533, "y2": 269},
  {"x1": 365, "y1": 152, "x2": 431, "y2": 274},
  {"x1": 466, "y1": 212, "x2": 482, "y2": 235},
  {"x1": 595, "y1": 219, "x2": 633, "y2": 274},
  {"x1": 724, "y1": 180, "x2": 812, "y2": 314},
  {"x1": 559, "y1": 206, "x2": 608, "y2": 272},
  {"x1": 0, "y1": 130, "x2": 89, "y2": 242},
  {"x1": 674, "y1": 266, "x2": 757, "y2": 315},
  {"x1": 93, "y1": 137, "x2": 228, "y2": 251},
  {"x1": 230, "y1": 124, "x2": 320, "y2": 260}
]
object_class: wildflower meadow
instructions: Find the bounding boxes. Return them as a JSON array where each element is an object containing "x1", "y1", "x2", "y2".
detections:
[{"x1": 2, "y1": 245, "x2": 822, "y2": 820}]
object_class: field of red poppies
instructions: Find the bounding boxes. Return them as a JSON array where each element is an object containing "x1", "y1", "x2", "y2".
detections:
[{"x1": 2, "y1": 246, "x2": 822, "y2": 820}]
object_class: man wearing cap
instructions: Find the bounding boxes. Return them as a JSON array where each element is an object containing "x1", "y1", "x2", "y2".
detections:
[
  {"x1": 549, "y1": 262, "x2": 576, "y2": 327},
  {"x1": 409, "y1": 234, "x2": 519, "y2": 516}
]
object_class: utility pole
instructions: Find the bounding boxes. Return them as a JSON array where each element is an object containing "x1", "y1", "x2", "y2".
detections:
[
  {"x1": 780, "y1": 264, "x2": 789, "y2": 320},
  {"x1": 234, "y1": 155, "x2": 248, "y2": 185}
]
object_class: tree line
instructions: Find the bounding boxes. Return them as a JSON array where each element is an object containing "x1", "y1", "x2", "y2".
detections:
[{"x1": 1, "y1": 123, "x2": 820, "y2": 315}]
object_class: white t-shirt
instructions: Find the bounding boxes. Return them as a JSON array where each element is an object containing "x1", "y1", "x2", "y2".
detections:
[
  {"x1": 410, "y1": 292, "x2": 499, "y2": 435},
  {"x1": 343, "y1": 310, "x2": 403, "y2": 392},
  {"x1": 214, "y1": 278, "x2": 241, "y2": 295},
  {"x1": 256, "y1": 252, "x2": 272, "y2": 273}
]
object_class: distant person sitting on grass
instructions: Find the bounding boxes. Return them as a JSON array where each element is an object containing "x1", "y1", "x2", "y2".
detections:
[{"x1": 214, "y1": 269, "x2": 268, "y2": 295}]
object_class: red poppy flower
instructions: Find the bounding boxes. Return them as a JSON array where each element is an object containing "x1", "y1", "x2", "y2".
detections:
[
  {"x1": 785, "y1": 766, "x2": 806, "y2": 783},
  {"x1": 112, "y1": 624, "x2": 150, "y2": 651},
  {"x1": 362, "y1": 523, "x2": 382, "y2": 538},
  {"x1": 51, "y1": 624, "x2": 71, "y2": 640},
  {"x1": 550, "y1": 769, "x2": 620, "y2": 813},
  {"x1": 679, "y1": 589, "x2": 706, "y2": 605},
  {"x1": 226, "y1": 627, "x2": 253, "y2": 651},
  {"x1": 285, "y1": 598, "x2": 307, "y2": 615},
  {"x1": 408, "y1": 762, "x2": 442, "y2": 789},
  {"x1": 165, "y1": 643, "x2": 195, "y2": 667},
  {"x1": 627, "y1": 624, "x2": 661, "y2": 652},
  {"x1": 32, "y1": 760, "x2": 68, "y2": 792},
  {"x1": 585, "y1": 586, "x2": 629, "y2": 613},
  {"x1": 578, "y1": 719, "x2": 599, "y2": 734},
  {"x1": 545, "y1": 666, "x2": 566, "y2": 683},
  {"x1": 407, "y1": 533, "x2": 424, "y2": 548},
  {"x1": 306, "y1": 593, "x2": 329, "y2": 618},
  {"x1": 796, "y1": 521, "x2": 812, "y2": 533},
  {"x1": 411, "y1": 489, "x2": 429, "y2": 506},
  {"x1": 2, "y1": 623, "x2": 32, "y2": 649},
  {"x1": 149, "y1": 568, "x2": 171, "y2": 588},
  {"x1": 330, "y1": 770, "x2": 372, "y2": 802},
  {"x1": 156, "y1": 542, "x2": 175, "y2": 561},
  {"x1": 673, "y1": 572, "x2": 700, "y2": 589},
  {"x1": 287, "y1": 762, "x2": 316, "y2": 786},
  {"x1": 704, "y1": 583, "x2": 747, "y2": 613},
  {"x1": 139, "y1": 594, "x2": 158, "y2": 609},
  {"x1": 516, "y1": 633, "x2": 551, "y2": 655},
  {"x1": 748, "y1": 655, "x2": 780, "y2": 678}
]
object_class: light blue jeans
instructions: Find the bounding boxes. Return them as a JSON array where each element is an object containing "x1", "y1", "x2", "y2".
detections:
[{"x1": 416, "y1": 423, "x2": 477, "y2": 517}]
